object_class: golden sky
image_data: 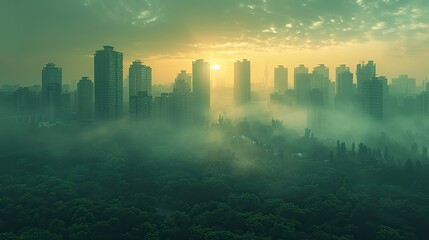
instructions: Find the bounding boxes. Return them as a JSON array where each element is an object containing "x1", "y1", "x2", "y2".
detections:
[{"x1": 1, "y1": 0, "x2": 429, "y2": 87}]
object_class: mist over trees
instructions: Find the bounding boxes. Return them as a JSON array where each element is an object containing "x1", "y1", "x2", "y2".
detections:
[{"x1": 1, "y1": 116, "x2": 429, "y2": 240}]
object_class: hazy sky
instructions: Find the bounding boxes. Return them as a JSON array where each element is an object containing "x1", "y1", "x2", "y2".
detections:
[{"x1": 2, "y1": 0, "x2": 429, "y2": 87}]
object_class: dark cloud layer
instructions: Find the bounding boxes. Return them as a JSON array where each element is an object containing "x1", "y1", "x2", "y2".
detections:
[{"x1": 1, "y1": 0, "x2": 428, "y2": 84}]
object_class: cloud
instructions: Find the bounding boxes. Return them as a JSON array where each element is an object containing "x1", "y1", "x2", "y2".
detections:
[
  {"x1": 1, "y1": 0, "x2": 429, "y2": 85},
  {"x1": 2, "y1": 0, "x2": 429, "y2": 53}
]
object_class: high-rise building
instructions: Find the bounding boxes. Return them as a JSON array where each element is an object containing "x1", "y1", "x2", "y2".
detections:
[
  {"x1": 61, "y1": 92, "x2": 71, "y2": 120},
  {"x1": 294, "y1": 64, "x2": 311, "y2": 106},
  {"x1": 363, "y1": 76, "x2": 388, "y2": 120},
  {"x1": 130, "y1": 91, "x2": 152, "y2": 121},
  {"x1": 42, "y1": 63, "x2": 62, "y2": 122},
  {"x1": 192, "y1": 59, "x2": 210, "y2": 122},
  {"x1": 154, "y1": 93, "x2": 173, "y2": 121},
  {"x1": 94, "y1": 46, "x2": 123, "y2": 121},
  {"x1": 77, "y1": 77, "x2": 94, "y2": 122},
  {"x1": 390, "y1": 75, "x2": 416, "y2": 96},
  {"x1": 312, "y1": 64, "x2": 330, "y2": 106},
  {"x1": 356, "y1": 60, "x2": 376, "y2": 96},
  {"x1": 234, "y1": 59, "x2": 251, "y2": 105},
  {"x1": 274, "y1": 65, "x2": 288, "y2": 93},
  {"x1": 417, "y1": 91, "x2": 429, "y2": 117},
  {"x1": 172, "y1": 71, "x2": 193, "y2": 124},
  {"x1": 336, "y1": 64, "x2": 354, "y2": 105},
  {"x1": 129, "y1": 60, "x2": 152, "y2": 97},
  {"x1": 176, "y1": 70, "x2": 192, "y2": 92}
]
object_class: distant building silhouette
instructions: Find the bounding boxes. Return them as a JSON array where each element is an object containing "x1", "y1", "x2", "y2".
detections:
[
  {"x1": 172, "y1": 71, "x2": 193, "y2": 124},
  {"x1": 130, "y1": 91, "x2": 152, "y2": 121},
  {"x1": 335, "y1": 64, "x2": 354, "y2": 105},
  {"x1": 356, "y1": 60, "x2": 376, "y2": 96},
  {"x1": 312, "y1": 64, "x2": 330, "y2": 106},
  {"x1": 176, "y1": 70, "x2": 192, "y2": 92},
  {"x1": 307, "y1": 88, "x2": 324, "y2": 134},
  {"x1": 390, "y1": 75, "x2": 416, "y2": 96},
  {"x1": 274, "y1": 65, "x2": 288, "y2": 93},
  {"x1": 192, "y1": 59, "x2": 210, "y2": 123},
  {"x1": 77, "y1": 77, "x2": 94, "y2": 122},
  {"x1": 0, "y1": 87, "x2": 42, "y2": 125},
  {"x1": 129, "y1": 60, "x2": 152, "y2": 119},
  {"x1": 129, "y1": 60, "x2": 152, "y2": 97},
  {"x1": 417, "y1": 91, "x2": 429, "y2": 117},
  {"x1": 363, "y1": 76, "x2": 388, "y2": 120},
  {"x1": 42, "y1": 63, "x2": 62, "y2": 122},
  {"x1": 61, "y1": 92, "x2": 71, "y2": 120},
  {"x1": 234, "y1": 59, "x2": 251, "y2": 105},
  {"x1": 294, "y1": 64, "x2": 311, "y2": 106},
  {"x1": 154, "y1": 93, "x2": 173, "y2": 121},
  {"x1": 1, "y1": 84, "x2": 21, "y2": 93},
  {"x1": 94, "y1": 46, "x2": 123, "y2": 121}
]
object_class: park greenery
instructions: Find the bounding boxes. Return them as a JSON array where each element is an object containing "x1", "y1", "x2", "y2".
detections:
[{"x1": 0, "y1": 119, "x2": 428, "y2": 240}]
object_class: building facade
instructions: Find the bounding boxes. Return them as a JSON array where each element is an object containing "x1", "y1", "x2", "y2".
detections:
[
  {"x1": 234, "y1": 59, "x2": 251, "y2": 105},
  {"x1": 274, "y1": 65, "x2": 288, "y2": 93},
  {"x1": 192, "y1": 59, "x2": 210, "y2": 123},
  {"x1": 94, "y1": 46, "x2": 123, "y2": 121},
  {"x1": 42, "y1": 63, "x2": 62, "y2": 122},
  {"x1": 77, "y1": 77, "x2": 94, "y2": 122}
]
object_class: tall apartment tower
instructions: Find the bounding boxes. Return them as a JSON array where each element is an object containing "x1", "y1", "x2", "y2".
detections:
[
  {"x1": 173, "y1": 70, "x2": 193, "y2": 124},
  {"x1": 192, "y1": 59, "x2": 210, "y2": 123},
  {"x1": 130, "y1": 91, "x2": 152, "y2": 121},
  {"x1": 176, "y1": 70, "x2": 192, "y2": 92},
  {"x1": 417, "y1": 91, "x2": 429, "y2": 117},
  {"x1": 234, "y1": 59, "x2": 251, "y2": 105},
  {"x1": 129, "y1": 60, "x2": 152, "y2": 120},
  {"x1": 312, "y1": 64, "x2": 330, "y2": 106},
  {"x1": 274, "y1": 65, "x2": 288, "y2": 93},
  {"x1": 335, "y1": 64, "x2": 354, "y2": 104},
  {"x1": 129, "y1": 60, "x2": 152, "y2": 97},
  {"x1": 294, "y1": 64, "x2": 311, "y2": 106},
  {"x1": 77, "y1": 77, "x2": 94, "y2": 122},
  {"x1": 42, "y1": 63, "x2": 62, "y2": 122},
  {"x1": 363, "y1": 76, "x2": 388, "y2": 120},
  {"x1": 94, "y1": 46, "x2": 123, "y2": 121},
  {"x1": 356, "y1": 60, "x2": 376, "y2": 96}
]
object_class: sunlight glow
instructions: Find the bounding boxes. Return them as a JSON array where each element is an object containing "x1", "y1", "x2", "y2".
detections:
[{"x1": 212, "y1": 64, "x2": 221, "y2": 70}]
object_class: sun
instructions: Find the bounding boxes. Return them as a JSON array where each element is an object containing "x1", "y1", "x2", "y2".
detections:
[{"x1": 212, "y1": 64, "x2": 221, "y2": 70}]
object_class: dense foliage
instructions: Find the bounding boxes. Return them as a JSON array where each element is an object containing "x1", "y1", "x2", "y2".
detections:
[{"x1": 0, "y1": 121, "x2": 428, "y2": 240}]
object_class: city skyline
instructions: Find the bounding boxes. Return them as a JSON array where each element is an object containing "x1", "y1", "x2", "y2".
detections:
[
  {"x1": 3, "y1": 2, "x2": 429, "y2": 239},
  {"x1": 2, "y1": 0, "x2": 429, "y2": 86}
]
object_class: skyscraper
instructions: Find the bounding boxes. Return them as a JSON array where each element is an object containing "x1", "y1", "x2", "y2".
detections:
[
  {"x1": 234, "y1": 59, "x2": 251, "y2": 105},
  {"x1": 42, "y1": 63, "x2": 62, "y2": 122},
  {"x1": 335, "y1": 64, "x2": 354, "y2": 104},
  {"x1": 192, "y1": 59, "x2": 210, "y2": 122},
  {"x1": 294, "y1": 64, "x2": 311, "y2": 106},
  {"x1": 130, "y1": 91, "x2": 152, "y2": 121},
  {"x1": 417, "y1": 91, "x2": 429, "y2": 117},
  {"x1": 363, "y1": 76, "x2": 388, "y2": 120},
  {"x1": 154, "y1": 93, "x2": 173, "y2": 121},
  {"x1": 176, "y1": 70, "x2": 192, "y2": 92},
  {"x1": 356, "y1": 60, "x2": 376, "y2": 96},
  {"x1": 173, "y1": 71, "x2": 193, "y2": 124},
  {"x1": 274, "y1": 65, "x2": 288, "y2": 93},
  {"x1": 129, "y1": 60, "x2": 152, "y2": 97},
  {"x1": 94, "y1": 46, "x2": 123, "y2": 121},
  {"x1": 312, "y1": 64, "x2": 330, "y2": 106},
  {"x1": 77, "y1": 77, "x2": 94, "y2": 122}
]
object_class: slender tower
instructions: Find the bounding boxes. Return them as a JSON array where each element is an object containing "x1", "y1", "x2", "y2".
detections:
[{"x1": 94, "y1": 46, "x2": 123, "y2": 121}]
